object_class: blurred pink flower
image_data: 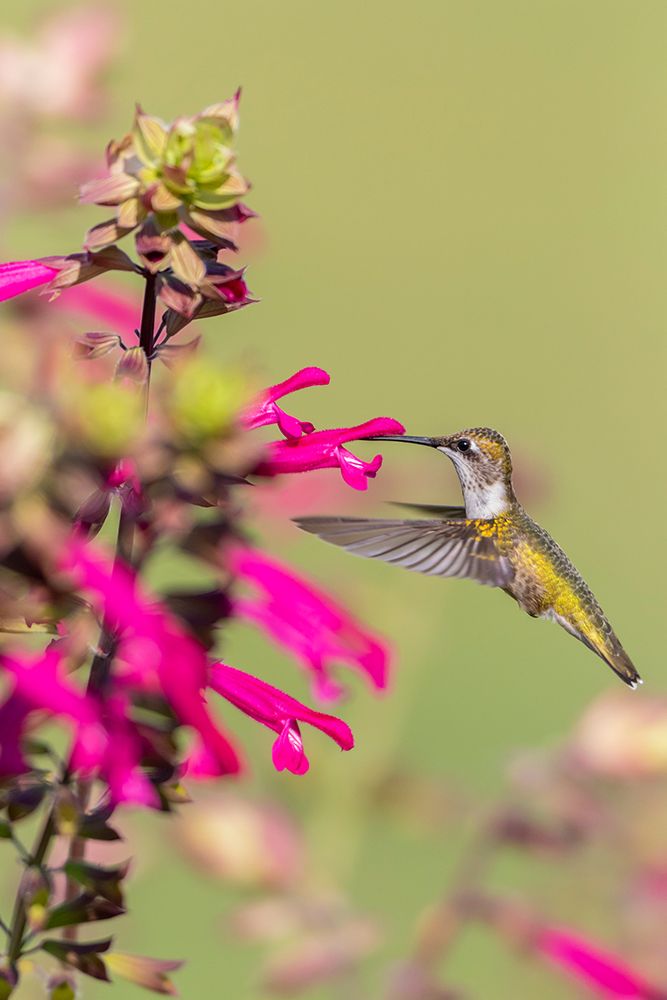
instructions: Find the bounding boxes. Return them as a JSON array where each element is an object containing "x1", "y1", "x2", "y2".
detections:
[
  {"x1": 56, "y1": 282, "x2": 142, "y2": 335},
  {"x1": 95, "y1": 692, "x2": 158, "y2": 808},
  {"x1": 257, "y1": 416, "x2": 405, "y2": 490},
  {"x1": 62, "y1": 537, "x2": 241, "y2": 782},
  {"x1": 537, "y1": 926, "x2": 667, "y2": 999},
  {"x1": 568, "y1": 693, "x2": 667, "y2": 779},
  {"x1": 0, "y1": 689, "x2": 33, "y2": 776},
  {"x1": 59, "y1": 535, "x2": 356, "y2": 789},
  {"x1": 0, "y1": 647, "x2": 104, "y2": 776},
  {"x1": 210, "y1": 663, "x2": 354, "y2": 775},
  {"x1": 243, "y1": 366, "x2": 330, "y2": 439},
  {"x1": 0, "y1": 5, "x2": 120, "y2": 120},
  {"x1": 230, "y1": 546, "x2": 389, "y2": 701},
  {"x1": 176, "y1": 792, "x2": 303, "y2": 888},
  {"x1": 0, "y1": 260, "x2": 59, "y2": 302}
]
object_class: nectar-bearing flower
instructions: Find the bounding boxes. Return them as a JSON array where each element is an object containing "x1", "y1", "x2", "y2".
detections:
[
  {"x1": 243, "y1": 366, "x2": 331, "y2": 439},
  {"x1": 536, "y1": 925, "x2": 667, "y2": 999},
  {"x1": 257, "y1": 416, "x2": 406, "y2": 490},
  {"x1": 230, "y1": 546, "x2": 389, "y2": 701},
  {"x1": 0, "y1": 259, "x2": 60, "y2": 302},
  {"x1": 0, "y1": 89, "x2": 409, "y2": 998}
]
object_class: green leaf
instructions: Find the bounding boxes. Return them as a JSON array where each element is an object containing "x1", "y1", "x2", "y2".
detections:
[
  {"x1": 44, "y1": 892, "x2": 125, "y2": 930},
  {"x1": 63, "y1": 860, "x2": 130, "y2": 907},
  {"x1": 42, "y1": 939, "x2": 112, "y2": 982}
]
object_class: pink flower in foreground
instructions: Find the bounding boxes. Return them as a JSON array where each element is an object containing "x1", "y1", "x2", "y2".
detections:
[
  {"x1": 0, "y1": 5, "x2": 119, "y2": 119},
  {"x1": 0, "y1": 260, "x2": 59, "y2": 303},
  {"x1": 0, "y1": 689, "x2": 34, "y2": 776},
  {"x1": 59, "y1": 536, "x2": 354, "y2": 791},
  {"x1": 230, "y1": 547, "x2": 389, "y2": 701},
  {"x1": 210, "y1": 663, "x2": 353, "y2": 774},
  {"x1": 62, "y1": 538, "x2": 241, "y2": 783},
  {"x1": 244, "y1": 367, "x2": 330, "y2": 439},
  {"x1": 537, "y1": 926, "x2": 667, "y2": 999},
  {"x1": 55, "y1": 281, "x2": 142, "y2": 334},
  {"x1": 0, "y1": 648, "x2": 104, "y2": 776},
  {"x1": 257, "y1": 416, "x2": 405, "y2": 490}
]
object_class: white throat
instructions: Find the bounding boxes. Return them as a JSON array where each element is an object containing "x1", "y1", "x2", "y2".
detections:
[
  {"x1": 439, "y1": 446, "x2": 514, "y2": 520},
  {"x1": 462, "y1": 480, "x2": 511, "y2": 519}
]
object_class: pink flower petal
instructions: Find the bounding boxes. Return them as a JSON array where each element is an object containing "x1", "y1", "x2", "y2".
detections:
[
  {"x1": 244, "y1": 367, "x2": 330, "y2": 439},
  {"x1": 61, "y1": 536, "x2": 242, "y2": 779},
  {"x1": 0, "y1": 688, "x2": 32, "y2": 777},
  {"x1": 210, "y1": 662, "x2": 353, "y2": 776},
  {"x1": 537, "y1": 926, "x2": 667, "y2": 998},
  {"x1": 256, "y1": 416, "x2": 404, "y2": 488},
  {"x1": 0, "y1": 647, "x2": 106, "y2": 777},
  {"x1": 55, "y1": 282, "x2": 142, "y2": 334},
  {"x1": 230, "y1": 546, "x2": 390, "y2": 699},
  {"x1": 0, "y1": 260, "x2": 59, "y2": 302},
  {"x1": 272, "y1": 721, "x2": 309, "y2": 775}
]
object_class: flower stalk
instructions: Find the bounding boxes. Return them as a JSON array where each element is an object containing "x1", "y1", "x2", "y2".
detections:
[{"x1": 0, "y1": 94, "x2": 404, "y2": 996}]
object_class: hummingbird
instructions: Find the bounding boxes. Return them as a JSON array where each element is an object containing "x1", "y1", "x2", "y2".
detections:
[{"x1": 294, "y1": 427, "x2": 640, "y2": 689}]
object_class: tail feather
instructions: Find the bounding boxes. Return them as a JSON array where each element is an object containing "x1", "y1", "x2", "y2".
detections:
[{"x1": 551, "y1": 611, "x2": 641, "y2": 689}]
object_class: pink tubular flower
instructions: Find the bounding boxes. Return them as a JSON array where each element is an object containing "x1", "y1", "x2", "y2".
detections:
[
  {"x1": 0, "y1": 259, "x2": 60, "y2": 302},
  {"x1": 59, "y1": 535, "x2": 354, "y2": 788},
  {"x1": 244, "y1": 366, "x2": 330, "y2": 439},
  {"x1": 230, "y1": 546, "x2": 389, "y2": 701},
  {"x1": 210, "y1": 663, "x2": 354, "y2": 775},
  {"x1": 256, "y1": 416, "x2": 405, "y2": 490},
  {"x1": 59, "y1": 537, "x2": 240, "y2": 789},
  {"x1": 0, "y1": 648, "x2": 104, "y2": 776},
  {"x1": 537, "y1": 926, "x2": 667, "y2": 999}
]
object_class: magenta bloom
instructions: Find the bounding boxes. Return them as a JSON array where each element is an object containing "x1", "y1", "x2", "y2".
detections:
[
  {"x1": 59, "y1": 536, "x2": 355, "y2": 788},
  {"x1": 56, "y1": 281, "x2": 142, "y2": 333},
  {"x1": 243, "y1": 366, "x2": 330, "y2": 439},
  {"x1": 212, "y1": 266, "x2": 250, "y2": 304},
  {"x1": 210, "y1": 663, "x2": 353, "y2": 775},
  {"x1": 0, "y1": 648, "x2": 104, "y2": 776},
  {"x1": 257, "y1": 416, "x2": 405, "y2": 490},
  {"x1": 0, "y1": 259, "x2": 60, "y2": 302},
  {"x1": 230, "y1": 546, "x2": 389, "y2": 701},
  {"x1": 537, "y1": 926, "x2": 667, "y2": 999},
  {"x1": 61, "y1": 538, "x2": 241, "y2": 784},
  {"x1": 0, "y1": 689, "x2": 35, "y2": 777}
]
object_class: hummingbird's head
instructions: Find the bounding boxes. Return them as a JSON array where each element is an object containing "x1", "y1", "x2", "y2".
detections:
[
  {"x1": 435, "y1": 428, "x2": 514, "y2": 517},
  {"x1": 366, "y1": 426, "x2": 515, "y2": 519}
]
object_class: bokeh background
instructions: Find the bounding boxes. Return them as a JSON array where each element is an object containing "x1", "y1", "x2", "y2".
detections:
[{"x1": 2, "y1": 1, "x2": 666, "y2": 997}]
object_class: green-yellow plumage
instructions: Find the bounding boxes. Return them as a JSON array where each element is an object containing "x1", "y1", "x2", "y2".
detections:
[{"x1": 295, "y1": 427, "x2": 640, "y2": 689}]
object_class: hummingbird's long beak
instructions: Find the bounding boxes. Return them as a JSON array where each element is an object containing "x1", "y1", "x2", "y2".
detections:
[{"x1": 362, "y1": 435, "x2": 438, "y2": 447}]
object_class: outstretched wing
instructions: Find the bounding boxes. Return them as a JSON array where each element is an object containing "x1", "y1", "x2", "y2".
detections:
[
  {"x1": 294, "y1": 516, "x2": 514, "y2": 588},
  {"x1": 388, "y1": 501, "x2": 467, "y2": 519}
]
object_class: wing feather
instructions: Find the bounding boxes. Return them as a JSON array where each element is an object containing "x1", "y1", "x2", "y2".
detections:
[{"x1": 294, "y1": 516, "x2": 514, "y2": 588}]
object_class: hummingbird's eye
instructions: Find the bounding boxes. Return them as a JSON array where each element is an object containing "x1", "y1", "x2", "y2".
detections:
[{"x1": 456, "y1": 439, "x2": 471, "y2": 453}]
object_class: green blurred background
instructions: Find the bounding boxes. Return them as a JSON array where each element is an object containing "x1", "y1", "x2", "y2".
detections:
[{"x1": 2, "y1": 1, "x2": 667, "y2": 996}]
